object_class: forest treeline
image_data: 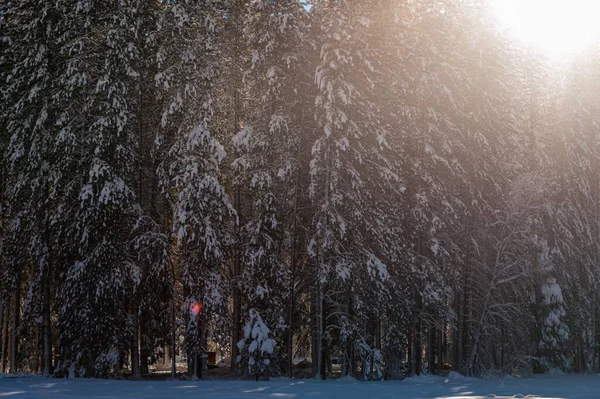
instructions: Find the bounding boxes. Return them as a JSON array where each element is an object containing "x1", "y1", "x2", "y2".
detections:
[{"x1": 1, "y1": 0, "x2": 600, "y2": 380}]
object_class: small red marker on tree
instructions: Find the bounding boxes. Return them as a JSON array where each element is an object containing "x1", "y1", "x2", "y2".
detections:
[{"x1": 190, "y1": 302, "x2": 203, "y2": 315}]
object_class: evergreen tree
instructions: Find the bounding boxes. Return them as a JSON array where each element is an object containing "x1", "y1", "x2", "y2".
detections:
[
  {"x1": 309, "y1": 0, "x2": 400, "y2": 378},
  {"x1": 236, "y1": 308, "x2": 276, "y2": 380},
  {"x1": 1, "y1": 0, "x2": 61, "y2": 375},
  {"x1": 155, "y1": 0, "x2": 234, "y2": 378},
  {"x1": 233, "y1": 0, "x2": 312, "y2": 374},
  {"x1": 53, "y1": 0, "x2": 144, "y2": 377}
]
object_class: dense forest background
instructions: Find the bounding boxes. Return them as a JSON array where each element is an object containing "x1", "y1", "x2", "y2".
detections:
[{"x1": 1, "y1": 0, "x2": 600, "y2": 380}]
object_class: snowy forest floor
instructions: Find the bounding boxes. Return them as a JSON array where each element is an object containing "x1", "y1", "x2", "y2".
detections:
[{"x1": 1, "y1": 373, "x2": 599, "y2": 399}]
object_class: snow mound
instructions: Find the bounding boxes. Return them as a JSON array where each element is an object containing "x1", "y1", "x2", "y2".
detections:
[
  {"x1": 403, "y1": 374, "x2": 442, "y2": 384},
  {"x1": 0, "y1": 373, "x2": 35, "y2": 379},
  {"x1": 446, "y1": 371, "x2": 468, "y2": 380},
  {"x1": 545, "y1": 367, "x2": 565, "y2": 376}
]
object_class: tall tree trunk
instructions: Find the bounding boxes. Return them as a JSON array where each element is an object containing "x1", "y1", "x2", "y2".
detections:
[
  {"x1": 314, "y1": 155, "x2": 331, "y2": 380},
  {"x1": 0, "y1": 165, "x2": 4, "y2": 373},
  {"x1": 231, "y1": 88, "x2": 242, "y2": 373},
  {"x1": 286, "y1": 272, "x2": 295, "y2": 377},
  {"x1": 1, "y1": 301, "x2": 8, "y2": 373},
  {"x1": 466, "y1": 324, "x2": 481, "y2": 376},
  {"x1": 140, "y1": 316, "x2": 149, "y2": 375},
  {"x1": 42, "y1": 267, "x2": 52, "y2": 376},
  {"x1": 0, "y1": 300, "x2": 3, "y2": 373},
  {"x1": 42, "y1": 198, "x2": 53, "y2": 376},
  {"x1": 9, "y1": 282, "x2": 20, "y2": 373},
  {"x1": 438, "y1": 322, "x2": 444, "y2": 373},
  {"x1": 33, "y1": 321, "x2": 40, "y2": 372},
  {"x1": 500, "y1": 324, "x2": 505, "y2": 369},
  {"x1": 458, "y1": 261, "x2": 470, "y2": 371},
  {"x1": 596, "y1": 299, "x2": 600, "y2": 372},
  {"x1": 184, "y1": 285, "x2": 195, "y2": 379},
  {"x1": 38, "y1": 325, "x2": 43, "y2": 373},
  {"x1": 231, "y1": 182, "x2": 242, "y2": 372},
  {"x1": 415, "y1": 320, "x2": 421, "y2": 376},
  {"x1": 466, "y1": 288, "x2": 492, "y2": 376},
  {"x1": 131, "y1": 311, "x2": 141, "y2": 378},
  {"x1": 135, "y1": 74, "x2": 147, "y2": 379},
  {"x1": 169, "y1": 253, "x2": 177, "y2": 379},
  {"x1": 341, "y1": 334, "x2": 350, "y2": 377},
  {"x1": 231, "y1": 246, "x2": 241, "y2": 372},
  {"x1": 287, "y1": 175, "x2": 299, "y2": 378},
  {"x1": 350, "y1": 339, "x2": 357, "y2": 376},
  {"x1": 311, "y1": 294, "x2": 318, "y2": 376},
  {"x1": 428, "y1": 325, "x2": 435, "y2": 374},
  {"x1": 375, "y1": 315, "x2": 381, "y2": 350},
  {"x1": 407, "y1": 319, "x2": 414, "y2": 376},
  {"x1": 163, "y1": 344, "x2": 170, "y2": 368},
  {"x1": 171, "y1": 299, "x2": 176, "y2": 378},
  {"x1": 315, "y1": 282, "x2": 324, "y2": 379},
  {"x1": 194, "y1": 324, "x2": 206, "y2": 380},
  {"x1": 410, "y1": 288, "x2": 422, "y2": 376},
  {"x1": 0, "y1": 304, "x2": 11, "y2": 373}
]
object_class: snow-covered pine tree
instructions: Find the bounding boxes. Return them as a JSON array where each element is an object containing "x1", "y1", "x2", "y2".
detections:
[
  {"x1": 511, "y1": 55, "x2": 568, "y2": 374},
  {"x1": 52, "y1": 0, "x2": 145, "y2": 377},
  {"x1": 0, "y1": 0, "x2": 7, "y2": 366},
  {"x1": 132, "y1": 214, "x2": 172, "y2": 376},
  {"x1": 381, "y1": 1, "x2": 455, "y2": 375},
  {"x1": 553, "y1": 52, "x2": 600, "y2": 373},
  {"x1": 463, "y1": 174, "x2": 549, "y2": 376},
  {"x1": 126, "y1": 1, "x2": 175, "y2": 377},
  {"x1": 232, "y1": 0, "x2": 312, "y2": 374},
  {"x1": 155, "y1": 0, "x2": 234, "y2": 378},
  {"x1": 236, "y1": 308, "x2": 276, "y2": 380},
  {"x1": 212, "y1": 0, "x2": 248, "y2": 372},
  {"x1": 407, "y1": 2, "x2": 540, "y2": 375},
  {"x1": 308, "y1": 0, "x2": 400, "y2": 379},
  {"x1": 0, "y1": 0, "x2": 61, "y2": 375},
  {"x1": 535, "y1": 239, "x2": 569, "y2": 372}
]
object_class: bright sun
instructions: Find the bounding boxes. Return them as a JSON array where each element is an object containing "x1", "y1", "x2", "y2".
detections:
[{"x1": 491, "y1": 0, "x2": 600, "y2": 55}]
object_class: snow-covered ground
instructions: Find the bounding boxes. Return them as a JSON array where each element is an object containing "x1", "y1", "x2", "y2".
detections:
[{"x1": 1, "y1": 373, "x2": 599, "y2": 399}]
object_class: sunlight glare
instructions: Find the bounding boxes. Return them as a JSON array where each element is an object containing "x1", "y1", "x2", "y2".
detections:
[{"x1": 491, "y1": 0, "x2": 600, "y2": 55}]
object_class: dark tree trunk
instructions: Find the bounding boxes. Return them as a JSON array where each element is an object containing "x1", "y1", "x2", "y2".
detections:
[
  {"x1": 37, "y1": 325, "x2": 43, "y2": 373},
  {"x1": 320, "y1": 334, "x2": 327, "y2": 380},
  {"x1": 407, "y1": 319, "x2": 414, "y2": 376},
  {"x1": 286, "y1": 272, "x2": 294, "y2": 377},
  {"x1": 287, "y1": 175, "x2": 299, "y2": 378},
  {"x1": 9, "y1": 282, "x2": 20, "y2": 373},
  {"x1": 456, "y1": 262, "x2": 470, "y2": 372},
  {"x1": 134, "y1": 42, "x2": 159, "y2": 378},
  {"x1": 0, "y1": 300, "x2": 4, "y2": 373},
  {"x1": 42, "y1": 261, "x2": 52, "y2": 376},
  {"x1": 131, "y1": 312, "x2": 141, "y2": 378},
  {"x1": 317, "y1": 286, "x2": 325, "y2": 379},
  {"x1": 428, "y1": 325, "x2": 435, "y2": 374},
  {"x1": 171, "y1": 300, "x2": 176, "y2": 378},
  {"x1": 231, "y1": 82, "x2": 243, "y2": 373},
  {"x1": 140, "y1": 315, "x2": 149, "y2": 375},
  {"x1": 163, "y1": 344, "x2": 170, "y2": 368},
  {"x1": 1, "y1": 301, "x2": 8, "y2": 373},
  {"x1": 231, "y1": 181, "x2": 242, "y2": 372},
  {"x1": 231, "y1": 256, "x2": 241, "y2": 372},
  {"x1": 415, "y1": 321, "x2": 421, "y2": 376},
  {"x1": 437, "y1": 322, "x2": 444, "y2": 373},
  {"x1": 33, "y1": 323, "x2": 40, "y2": 372},
  {"x1": 311, "y1": 284, "x2": 319, "y2": 377}
]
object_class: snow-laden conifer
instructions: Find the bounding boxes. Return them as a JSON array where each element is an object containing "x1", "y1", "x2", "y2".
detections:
[{"x1": 155, "y1": 0, "x2": 234, "y2": 377}]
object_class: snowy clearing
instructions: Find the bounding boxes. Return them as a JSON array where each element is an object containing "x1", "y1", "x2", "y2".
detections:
[{"x1": 1, "y1": 374, "x2": 599, "y2": 399}]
